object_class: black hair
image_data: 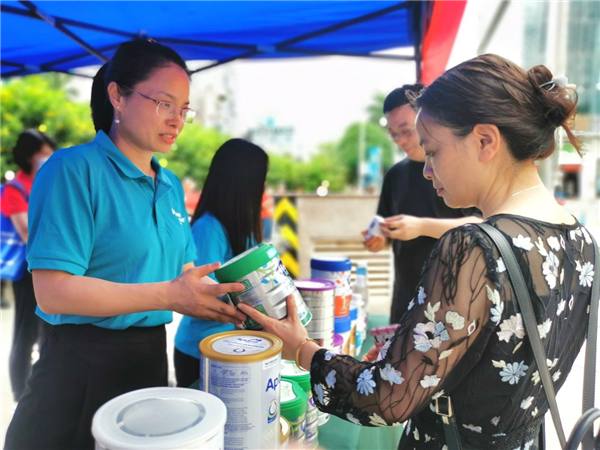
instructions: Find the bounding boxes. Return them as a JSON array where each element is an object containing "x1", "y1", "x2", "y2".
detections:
[
  {"x1": 91, "y1": 40, "x2": 189, "y2": 134},
  {"x1": 413, "y1": 54, "x2": 580, "y2": 160},
  {"x1": 191, "y1": 139, "x2": 269, "y2": 256},
  {"x1": 13, "y1": 129, "x2": 56, "y2": 174},
  {"x1": 383, "y1": 84, "x2": 426, "y2": 114}
]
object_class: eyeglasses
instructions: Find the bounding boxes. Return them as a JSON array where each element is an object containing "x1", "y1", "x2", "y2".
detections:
[
  {"x1": 389, "y1": 128, "x2": 415, "y2": 141},
  {"x1": 122, "y1": 86, "x2": 197, "y2": 124}
]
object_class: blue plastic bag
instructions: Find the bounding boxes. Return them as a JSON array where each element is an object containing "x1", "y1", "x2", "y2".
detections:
[{"x1": 0, "y1": 181, "x2": 28, "y2": 281}]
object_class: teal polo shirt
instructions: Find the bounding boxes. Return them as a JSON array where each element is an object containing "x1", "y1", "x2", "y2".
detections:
[{"x1": 27, "y1": 131, "x2": 197, "y2": 329}]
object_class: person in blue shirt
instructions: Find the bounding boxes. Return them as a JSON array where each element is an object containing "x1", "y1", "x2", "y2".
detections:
[
  {"x1": 174, "y1": 138, "x2": 269, "y2": 387},
  {"x1": 5, "y1": 40, "x2": 245, "y2": 450}
]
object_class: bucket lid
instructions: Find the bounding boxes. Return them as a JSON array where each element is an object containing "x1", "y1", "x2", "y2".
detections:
[
  {"x1": 294, "y1": 279, "x2": 336, "y2": 292},
  {"x1": 280, "y1": 380, "x2": 308, "y2": 420},
  {"x1": 92, "y1": 387, "x2": 226, "y2": 449},
  {"x1": 280, "y1": 360, "x2": 310, "y2": 392},
  {"x1": 334, "y1": 315, "x2": 351, "y2": 333},
  {"x1": 350, "y1": 306, "x2": 358, "y2": 320},
  {"x1": 310, "y1": 256, "x2": 351, "y2": 272},
  {"x1": 199, "y1": 331, "x2": 282, "y2": 363},
  {"x1": 214, "y1": 243, "x2": 279, "y2": 283}
]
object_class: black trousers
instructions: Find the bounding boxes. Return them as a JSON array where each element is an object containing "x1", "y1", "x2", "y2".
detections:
[
  {"x1": 5, "y1": 323, "x2": 168, "y2": 450},
  {"x1": 9, "y1": 269, "x2": 52, "y2": 401},
  {"x1": 174, "y1": 348, "x2": 200, "y2": 388}
]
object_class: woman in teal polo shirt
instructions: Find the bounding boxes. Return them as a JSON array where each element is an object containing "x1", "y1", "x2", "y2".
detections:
[
  {"x1": 5, "y1": 40, "x2": 245, "y2": 450},
  {"x1": 174, "y1": 138, "x2": 268, "y2": 387}
]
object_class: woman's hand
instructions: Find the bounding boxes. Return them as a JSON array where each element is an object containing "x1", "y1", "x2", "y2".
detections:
[
  {"x1": 361, "y1": 345, "x2": 379, "y2": 362},
  {"x1": 237, "y1": 295, "x2": 309, "y2": 361},
  {"x1": 362, "y1": 230, "x2": 386, "y2": 253},
  {"x1": 169, "y1": 262, "x2": 246, "y2": 325}
]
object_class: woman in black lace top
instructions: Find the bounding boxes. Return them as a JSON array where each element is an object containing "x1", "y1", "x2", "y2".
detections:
[{"x1": 239, "y1": 54, "x2": 595, "y2": 450}]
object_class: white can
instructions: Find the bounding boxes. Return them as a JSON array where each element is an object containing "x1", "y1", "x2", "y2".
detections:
[
  {"x1": 199, "y1": 331, "x2": 282, "y2": 450},
  {"x1": 92, "y1": 387, "x2": 226, "y2": 450}
]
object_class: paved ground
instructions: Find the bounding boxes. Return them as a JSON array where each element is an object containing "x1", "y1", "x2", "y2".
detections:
[{"x1": 0, "y1": 270, "x2": 597, "y2": 449}]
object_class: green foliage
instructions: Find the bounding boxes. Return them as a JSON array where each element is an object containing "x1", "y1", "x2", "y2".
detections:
[
  {"x1": 366, "y1": 92, "x2": 386, "y2": 125},
  {"x1": 1, "y1": 75, "x2": 95, "y2": 175}
]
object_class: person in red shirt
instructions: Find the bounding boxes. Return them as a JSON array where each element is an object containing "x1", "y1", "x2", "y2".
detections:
[{"x1": 1, "y1": 128, "x2": 55, "y2": 402}]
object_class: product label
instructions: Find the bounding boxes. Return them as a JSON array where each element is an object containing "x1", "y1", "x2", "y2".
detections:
[
  {"x1": 212, "y1": 335, "x2": 271, "y2": 355},
  {"x1": 280, "y1": 380, "x2": 296, "y2": 402},
  {"x1": 244, "y1": 304, "x2": 269, "y2": 330}
]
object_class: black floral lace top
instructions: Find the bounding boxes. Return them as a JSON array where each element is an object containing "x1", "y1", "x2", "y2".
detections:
[{"x1": 309, "y1": 215, "x2": 596, "y2": 450}]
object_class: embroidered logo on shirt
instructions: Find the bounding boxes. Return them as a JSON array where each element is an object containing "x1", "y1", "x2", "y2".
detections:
[{"x1": 171, "y1": 208, "x2": 186, "y2": 225}]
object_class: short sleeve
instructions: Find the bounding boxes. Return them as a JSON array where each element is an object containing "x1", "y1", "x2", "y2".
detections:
[
  {"x1": 0, "y1": 185, "x2": 28, "y2": 217},
  {"x1": 27, "y1": 159, "x2": 94, "y2": 275},
  {"x1": 191, "y1": 216, "x2": 231, "y2": 281},
  {"x1": 309, "y1": 225, "x2": 499, "y2": 426}
]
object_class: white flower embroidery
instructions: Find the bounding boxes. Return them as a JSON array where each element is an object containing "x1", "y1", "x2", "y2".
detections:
[
  {"x1": 346, "y1": 413, "x2": 362, "y2": 425},
  {"x1": 582, "y1": 227, "x2": 592, "y2": 245},
  {"x1": 513, "y1": 235, "x2": 534, "y2": 251},
  {"x1": 497, "y1": 258, "x2": 507, "y2": 273},
  {"x1": 392, "y1": 422, "x2": 402, "y2": 427},
  {"x1": 445, "y1": 311, "x2": 465, "y2": 330},
  {"x1": 579, "y1": 262, "x2": 595, "y2": 287},
  {"x1": 538, "y1": 319, "x2": 552, "y2": 339},
  {"x1": 425, "y1": 434, "x2": 432, "y2": 443},
  {"x1": 513, "y1": 341, "x2": 523, "y2": 354},
  {"x1": 486, "y1": 285, "x2": 501, "y2": 306},
  {"x1": 557, "y1": 299, "x2": 566, "y2": 316},
  {"x1": 547, "y1": 358, "x2": 558, "y2": 369},
  {"x1": 314, "y1": 383, "x2": 326, "y2": 404},
  {"x1": 420, "y1": 374, "x2": 441, "y2": 388},
  {"x1": 542, "y1": 251, "x2": 560, "y2": 289},
  {"x1": 463, "y1": 424, "x2": 482, "y2": 433},
  {"x1": 532, "y1": 407, "x2": 539, "y2": 417},
  {"x1": 576, "y1": 259, "x2": 583, "y2": 272},
  {"x1": 369, "y1": 413, "x2": 387, "y2": 427},
  {"x1": 491, "y1": 416, "x2": 500, "y2": 426},
  {"x1": 491, "y1": 302, "x2": 504, "y2": 324},
  {"x1": 356, "y1": 369, "x2": 376, "y2": 396},
  {"x1": 499, "y1": 361, "x2": 528, "y2": 385},
  {"x1": 560, "y1": 234, "x2": 566, "y2": 250},
  {"x1": 377, "y1": 339, "x2": 392, "y2": 361},
  {"x1": 492, "y1": 360, "x2": 507, "y2": 368},
  {"x1": 407, "y1": 299, "x2": 415, "y2": 311},
  {"x1": 405, "y1": 419, "x2": 411, "y2": 435},
  {"x1": 414, "y1": 321, "x2": 450, "y2": 353},
  {"x1": 325, "y1": 370, "x2": 337, "y2": 388},
  {"x1": 536, "y1": 237, "x2": 548, "y2": 257},
  {"x1": 468, "y1": 320, "x2": 477, "y2": 336},
  {"x1": 520, "y1": 396, "x2": 534, "y2": 409},
  {"x1": 413, "y1": 427, "x2": 420, "y2": 441},
  {"x1": 439, "y1": 349, "x2": 453, "y2": 360},
  {"x1": 418, "y1": 286, "x2": 427, "y2": 305},
  {"x1": 560, "y1": 268, "x2": 565, "y2": 285},
  {"x1": 553, "y1": 370, "x2": 561, "y2": 382},
  {"x1": 547, "y1": 236, "x2": 560, "y2": 251},
  {"x1": 432, "y1": 390, "x2": 445, "y2": 400},
  {"x1": 532, "y1": 371, "x2": 540, "y2": 385},
  {"x1": 324, "y1": 351, "x2": 337, "y2": 361},
  {"x1": 497, "y1": 314, "x2": 525, "y2": 342},
  {"x1": 524, "y1": 438, "x2": 535, "y2": 450},
  {"x1": 570, "y1": 228, "x2": 583, "y2": 241},
  {"x1": 569, "y1": 295, "x2": 574, "y2": 310},
  {"x1": 424, "y1": 301, "x2": 441, "y2": 322},
  {"x1": 379, "y1": 364, "x2": 404, "y2": 385}
]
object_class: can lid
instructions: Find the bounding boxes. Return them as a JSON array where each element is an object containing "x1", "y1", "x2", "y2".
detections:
[
  {"x1": 310, "y1": 256, "x2": 351, "y2": 272},
  {"x1": 91, "y1": 388, "x2": 226, "y2": 449},
  {"x1": 280, "y1": 360, "x2": 310, "y2": 392},
  {"x1": 350, "y1": 306, "x2": 358, "y2": 320},
  {"x1": 356, "y1": 263, "x2": 368, "y2": 276},
  {"x1": 334, "y1": 315, "x2": 352, "y2": 333},
  {"x1": 214, "y1": 244, "x2": 278, "y2": 283},
  {"x1": 280, "y1": 380, "x2": 308, "y2": 420},
  {"x1": 295, "y1": 279, "x2": 336, "y2": 292},
  {"x1": 199, "y1": 331, "x2": 282, "y2": 363}
]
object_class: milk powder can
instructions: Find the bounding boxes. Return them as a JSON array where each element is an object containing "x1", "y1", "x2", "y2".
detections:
[
  {"x1": 92, "y1": 387, "x2": 226, "y2": 450},
  {"x1": 279, "y1": 417, "x2": 291, "y2": 448},
  {"x1": 215, "y1": 244, "x2": 311, "y2": 330},
  {"x1": 310, "y1": 257, "x2": 352, "y2": 317},
  {"x1": 199, "y1": 331, "x2": 282, "y2": 450},
  {"x1": 279, "y1": 379, "x2": 307, "y2": 444},
  {"x1": 280, "y1": 360, "x2": 319, "y2": 447},
  {"x1": 334, "y1": 315, "x2": 352, "y2": 354}
]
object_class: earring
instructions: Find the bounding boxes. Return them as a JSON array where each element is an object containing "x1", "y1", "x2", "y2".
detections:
[{"x1": 114, "y1": 107, "x2": 121, "y2": 124}]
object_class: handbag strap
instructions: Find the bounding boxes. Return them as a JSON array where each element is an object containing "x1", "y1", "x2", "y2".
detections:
[{"x1": 477, "y1": 223, "x2": 600, "y2": 450}]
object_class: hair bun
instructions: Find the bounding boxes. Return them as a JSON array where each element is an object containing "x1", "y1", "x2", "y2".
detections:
[{"x1": 527, "y1": 64, "x2": 575, "y2": 129}]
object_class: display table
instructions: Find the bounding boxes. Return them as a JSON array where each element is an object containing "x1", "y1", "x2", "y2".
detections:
[
  {"x1": 317, "y1": 314, "x2": 403, "y2": 450},
  {"x1": 190, "y1": 314, "x2": 404, "y2": 450}
]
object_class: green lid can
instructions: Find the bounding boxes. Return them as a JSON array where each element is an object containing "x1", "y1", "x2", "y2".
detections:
[
  {"x1": 280, "y1": 379, "x2": 307, "y2": 423},
  {"x1": 214, "y1": 244, "x2": 312, "y2": 330},
  {"x1": 280, "y1": 360, "x2": 310, "y2": 393}
]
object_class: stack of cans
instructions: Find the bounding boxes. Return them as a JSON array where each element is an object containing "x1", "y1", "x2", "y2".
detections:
[{"x1": 295, "y1": 279, "x2": 335, "y2": 348}]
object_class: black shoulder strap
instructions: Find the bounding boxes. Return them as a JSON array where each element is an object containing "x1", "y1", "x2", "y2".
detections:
[{"x1": 477, "y1": 223, "x2": 600, "y2": 450}]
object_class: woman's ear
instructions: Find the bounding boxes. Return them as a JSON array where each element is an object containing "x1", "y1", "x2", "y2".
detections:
[
  {"x1": 473, "y1": 124, "x2": 501, "y2": 163},
  {"x1": 107, "y1": 82, "x2": 123, "y2": 111}
]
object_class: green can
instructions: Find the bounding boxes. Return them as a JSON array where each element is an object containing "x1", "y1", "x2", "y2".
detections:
[
  {"x1": 280, "y1": 379, "x2": 307, "y2": 442},
  {"x1": 281, "y1": 360, "x2": 319, "y2": 440},
  {"x1": 215, "y1": 244, "x2": 312, "y2": 330}
]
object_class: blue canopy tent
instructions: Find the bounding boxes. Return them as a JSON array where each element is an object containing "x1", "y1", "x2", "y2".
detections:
[{"x1": 1, "y1": 1, "x2": 432, "y2": 79}]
